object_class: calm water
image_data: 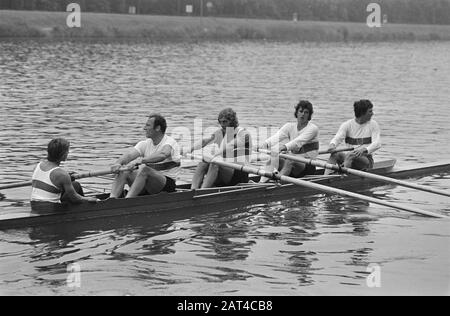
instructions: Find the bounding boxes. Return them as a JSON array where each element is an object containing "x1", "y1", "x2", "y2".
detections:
[{"x1": 0, "y1": 39, "x2": 449, "y2": 295}]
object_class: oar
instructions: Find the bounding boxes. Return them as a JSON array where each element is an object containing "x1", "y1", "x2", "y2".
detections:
[
  {"x1": 189, "y1": 153, "x2": 447, "y2": 219},
  {"x1": 0, "y1": 168, "x2": 125, "y2": 191},
  {"x1": 259, "y1": 149, "x2": 450, "y2": 198},
  {"x1": 254, "y1": 147, "x2": 352, "y2": 165},
  {"x1": 318, "y1": 147, "x2": 354, "y2": 155},
  {"x1": 0, "y1": 160, "x2": 181, "y2": 192},
  {"x1": 258, "y1": 146, "x2": 353, "y2": 156}
]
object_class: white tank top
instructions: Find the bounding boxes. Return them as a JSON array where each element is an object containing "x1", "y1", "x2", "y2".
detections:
[
  {"x1": 30, "y1": 162, "x2": 62, "y2": 203},
  {"x1": 212, "y1": 127, "x2": 252, "y2": 163}
]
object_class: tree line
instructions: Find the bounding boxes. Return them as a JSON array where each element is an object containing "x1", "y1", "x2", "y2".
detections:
[{"x1": 1, "y1": 0, "x2": 449, "y2": 25}]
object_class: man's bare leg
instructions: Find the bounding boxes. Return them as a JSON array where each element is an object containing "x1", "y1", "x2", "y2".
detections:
[
  {"x1": 111, "y1": 170, "x2": 135, "y2": 198},
  {"x1": 201, "y1": 163, "x2": 220, "y2": 188},
  {"x1": 126, "y1": 166, "x2": 167, "y2": 198},
  {"x1": 281, "y1": 160, "x2": 308, "y2": 178},
  {"x1": 324, "y1": 152, "x2": 345, "y2": 175},
  {"x1": 279, "y1": 159, "x2": 295, "y2": 176},
  {"x1": 344, "y1": 154, "x2": 370, "y2": 170},
  {"x1": 259, "y1": 154, "x2": 281, "y2": 183},
  {"x1": 191, "y1": 162, "x2": 209, "y2": 189}
]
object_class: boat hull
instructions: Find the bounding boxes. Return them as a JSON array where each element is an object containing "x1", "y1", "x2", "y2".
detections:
[{"x1": 0, "y1": 159, "x2": 448, "y2": 230}]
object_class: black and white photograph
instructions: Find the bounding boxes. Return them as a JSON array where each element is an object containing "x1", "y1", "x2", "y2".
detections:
[{"x1": 0, "y1": 0, "x2": 449, "y2": 298}]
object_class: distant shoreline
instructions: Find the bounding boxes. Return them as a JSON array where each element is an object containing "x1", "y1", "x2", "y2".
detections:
[{"x1": 1, "y1": 10, "x2": 450, "y2": 42}]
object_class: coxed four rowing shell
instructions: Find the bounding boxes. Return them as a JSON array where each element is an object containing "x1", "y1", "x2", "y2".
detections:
[{"x1": 0, "y1": 159, "x2": 448, "y2": 230}]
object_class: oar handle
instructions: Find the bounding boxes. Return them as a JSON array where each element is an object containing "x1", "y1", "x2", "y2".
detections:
[
  {"x1": 257, "y1": 147, "x2": 354, "y2": 156},
  {"x1": 318, "y1": 147, "x2": 354, "y2": 155},
  {"x1": 72, "y1": 169, "x2": 120, "y2": 180}
]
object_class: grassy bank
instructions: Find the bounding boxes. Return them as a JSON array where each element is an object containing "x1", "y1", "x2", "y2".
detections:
[{"x1": 1, "y1": 10, "x2": 450, "y2": 42}]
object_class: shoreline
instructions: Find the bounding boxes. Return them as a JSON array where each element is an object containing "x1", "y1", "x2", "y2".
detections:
[{"x1": 1, "y1": 10, "x2": 450, "y2": 42}]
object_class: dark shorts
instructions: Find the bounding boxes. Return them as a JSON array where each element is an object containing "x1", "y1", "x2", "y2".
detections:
[
  {"x1": 216, "y1": 169, "x2": 249, "y2": 187},
  {"x1": 334, "y1": 152, "x2": 374, "y2": 170},
  {"x1": 139, "y1": 176, "x2": 176, "y2": 195},
  {"x1": 162, "y1": 176, "x2": 177, "y2": 193},
  {"x1": 366, "y1": 154, "x2": 374, "y2": 169},
  {"x1": 350, "y1": 154, "x2": 374, "y2": 170},
  {"x1": 229, "y1": 169, "x2": 249, "y2": 185},
  {"x1": 291, "y1": 164, "x2": 316, "y2": 178}
]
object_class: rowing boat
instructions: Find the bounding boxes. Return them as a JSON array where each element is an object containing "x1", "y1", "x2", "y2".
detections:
[{"x1": 0, "y1": 159, "x2": 448, "y2": 230}]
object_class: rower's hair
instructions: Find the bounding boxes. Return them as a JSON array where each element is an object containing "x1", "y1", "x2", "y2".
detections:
[
  {"x1": 294, "y1": 100, "x2": 314, "y2": 120},
  {"x1": 47, "y1": 138, "x2": 70, "y2": 163},
  {"x1": 354, "y1": 100, "x2": 373, "y2": 118},
  {"x1": 148, "y1": 114, "x2": 167, "y2": 134},
  {"x1": 218, "y1": 108, "x2": 239, "y2": 128}
]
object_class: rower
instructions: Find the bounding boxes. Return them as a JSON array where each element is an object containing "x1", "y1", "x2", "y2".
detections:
[
  {"x1": 110, "y1": 114, "x2": 181, "y2": 198},
  {"x1": 31, "y1": 138, "x2": 98, "y2": 205},
  {"x1": 184, "y1": 108, "x2": 253, "y2": 189},
  {"x1": 258, "y1": 100, "x2": 319, "y2": 182},
  {"x1": 324, "y1": 99, "x2": 381, "y2": 175}
]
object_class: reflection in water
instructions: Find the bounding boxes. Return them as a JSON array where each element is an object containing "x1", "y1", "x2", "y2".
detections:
[
  {"x1": 316, "y1": 196, "x2": 373, "y2": 233},
  {"x1": 0, "y1": 175, "x2": 448, "y2": 295},
  {"x1": 195, "y1": 222, "x2": 254, "y2": 262}
]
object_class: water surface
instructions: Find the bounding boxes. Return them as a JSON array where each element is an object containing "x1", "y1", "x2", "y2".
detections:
[{"x1": 0, "y1": 39, "x2": 449, "y2": 295}]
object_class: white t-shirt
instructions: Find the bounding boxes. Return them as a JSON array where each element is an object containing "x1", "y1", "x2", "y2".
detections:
[
  {"x1": 265, "y1": 122, "x2": 320, "y2": 159},
  {"x1": 330, "y1": 119, "x2": 381, "y2": 154},
  {"x1": 134, "y1": 135, "x2": 181, "y2": 180}
]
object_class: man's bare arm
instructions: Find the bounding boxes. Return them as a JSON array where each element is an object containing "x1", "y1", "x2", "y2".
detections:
[
  {"x1": 52, "y1": 170, "x2": 98, "y2": 204},
  {"x1": 141, "y1": 145, "x2": 173, "y2": 164},
  {"x1": 111, "y1": 148, "x2": 141, "y2": 172},
  {"x1": 182, "y1": 134, "x2": 216, "y2": 155}
]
